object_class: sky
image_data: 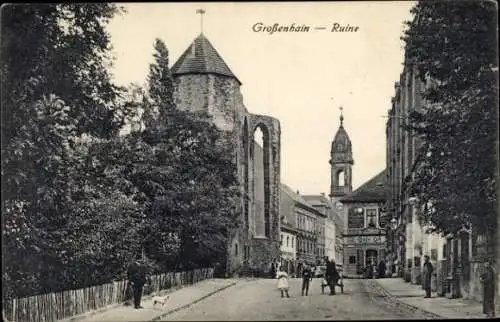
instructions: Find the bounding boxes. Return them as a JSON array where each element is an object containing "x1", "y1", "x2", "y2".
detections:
[{"x1": 107, "y1": 1, "x2": 415, "y2": 195}]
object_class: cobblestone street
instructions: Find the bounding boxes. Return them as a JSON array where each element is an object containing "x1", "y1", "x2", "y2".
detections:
[{"x1": 161, "y1": 278, "x2": 442, "y2": 321}]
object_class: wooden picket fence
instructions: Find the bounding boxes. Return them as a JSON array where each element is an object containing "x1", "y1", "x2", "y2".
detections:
[{"x1": 3, "y1": 267, "x2": 214, "y2": 322}]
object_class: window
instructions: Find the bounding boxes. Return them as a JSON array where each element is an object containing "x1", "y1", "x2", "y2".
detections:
[
  {"x1": 235, "y1": 243, "x2": 238, "y2": 256},
  {"x1": 338, "y1": 170, "x2": 345, "y2": 186},
  {"x1": 281, "y1": 234, "x2": 283, "y2": 245},
  {"x1": 349, "y1": 256, "x2": 356, "y2": 264},
  {"x1": 244, "y1": 245, "x2": 249, "y2": 260},
  {"x1": 366, "y1": 209, "x2": 377, "y2": 228},
  {"x1": 286, "y1": 236, "x2": 289, "y2": 247},
  {"x1": 291, "y1": 237, "x2": 294, "y2": 248}
]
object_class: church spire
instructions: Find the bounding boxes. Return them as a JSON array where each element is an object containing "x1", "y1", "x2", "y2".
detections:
[
  {"x1": 330, "y1": 104, "x2": 353, "y2": 162},
  {"x1": 339, "y1": 106, "x2": 344, "y2": 127},
  {"x1": 330, "y1": 105, "x2": 354, "y2": 197}
]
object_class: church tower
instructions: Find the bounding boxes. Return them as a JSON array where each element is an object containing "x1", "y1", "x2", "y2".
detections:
[{"x1": 329, "y1": 109, "x2": 354, "y2": 197}]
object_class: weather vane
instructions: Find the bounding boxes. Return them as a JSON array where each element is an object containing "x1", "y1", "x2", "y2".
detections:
[{"x1": 196, "y1": 8, "x2": 206, "y2": 34}]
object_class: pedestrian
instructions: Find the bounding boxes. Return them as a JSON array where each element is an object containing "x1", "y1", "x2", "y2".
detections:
[
  {"x1": 127, "y1": 258, "x2": 147, "y2": 309},
  {"x1": 480, "y1": 260, "x2": 495, "y2": 318},
  {"x1": 124, "y1": 279, "x2": 134, "y2": 306},
  {"x1": 422, "y1": 255, "x2": 434, "y2": 298},
  {"x1": 372, "y1": 262, "x2": 378, "y2": 279},
  {"x1": 378, "y1": 260, "x2": 387, "y2": 278},
  {"x1": 365, "y1": 265, "x2": 372, "y2": 279},
  {"x1": 276, "y1": 267, "x2": 290, "y2": 298},
  {"x1": 270, "y1": 262, "x2": 277, "y2": 279},
  {"x1": 325, "y1": 259, "x2": 339, "y2": 295},
  {"x1": 301, "y1": 263, "x2": 313, "y2": 296}
]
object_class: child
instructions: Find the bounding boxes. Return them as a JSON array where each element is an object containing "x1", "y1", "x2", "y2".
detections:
[
  {"x1": 276, "y1": 268, "x2": 290, "y2": 298},
  {"x1": 301, "y1": 264, "x2": 313, "y2": 296}
]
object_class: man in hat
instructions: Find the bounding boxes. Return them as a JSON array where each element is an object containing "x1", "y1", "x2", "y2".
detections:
[
  {"x1": 422, "y1": 255, "x2": 434, "y2": 298},
  {"x1": 127, "y1": 258, "x2": 147, "y2": 309}
]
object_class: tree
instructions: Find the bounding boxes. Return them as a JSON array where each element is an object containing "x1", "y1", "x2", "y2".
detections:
[
  {"x1": 143, "y1": 38, "x2": 175, "y2": 129},
  {"x1": 1, "y1": 4, "x2": 127, "y2": 142},
  {"x1": 402, "y1": 1, "x2": 498, "y2": 235},
  {"x1": 131, "y1": 39, "x2": 240, "y2": 270},
  {"x1": 1, "y1": 4, "x2": 136, "y2": 298}
]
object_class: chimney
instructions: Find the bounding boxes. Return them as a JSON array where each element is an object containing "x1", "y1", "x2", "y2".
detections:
[{"x1": 296, "y1": 190, "x2": 300, "y2": 195}]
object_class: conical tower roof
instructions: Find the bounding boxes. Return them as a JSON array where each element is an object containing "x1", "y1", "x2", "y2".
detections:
[{"x1": 171, "y1": 33, "x2": 241, "y2": 84}]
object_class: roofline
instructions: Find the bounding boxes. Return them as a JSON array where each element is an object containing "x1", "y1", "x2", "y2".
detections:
[
  {"x1": 172, "y1": 71, "x2": 242, "y2": 85},
  {"x1": 340, "y1": 198, "x2": 386, "y2": 204},
  {"x1": 280, "y1": 224, "x2": 297, "y2": 233},
  {"x1": 295, "y1": 202, "x2": 327, "y2": 217}
]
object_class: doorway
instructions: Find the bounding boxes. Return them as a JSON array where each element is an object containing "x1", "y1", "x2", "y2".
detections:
[{"x1": 366, "y1": 249, "x2": 378, "y2": 267}]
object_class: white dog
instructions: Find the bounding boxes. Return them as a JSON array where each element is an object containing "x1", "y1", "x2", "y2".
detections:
[{"x1": 152, "y1": 295, "x2": 170, "y2": 309}]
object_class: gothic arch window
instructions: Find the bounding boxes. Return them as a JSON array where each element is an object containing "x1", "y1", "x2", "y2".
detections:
[
  {"x1": 242, "y1": 118, "x2": 250, "y2": 230},
  {"x1": 337, "y1": 170, "x2": 345, "y2": 187},
  {"x1": 252, "y1": 123, "x2": 271, "y2": 238},
  {"x1": 254, "y1": 126, "x2": 264, "y2": 146}
]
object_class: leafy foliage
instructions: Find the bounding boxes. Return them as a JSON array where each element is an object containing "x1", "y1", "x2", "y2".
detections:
[
  {"x1": 1, "y1": 4, "x2": 127, "y2": 141},
  {"x1": 1, "y1": 4, "x2": 142, "y2": 298},
  {"x1": 402, "y1": 1, "x2": 498, "y2": 235},
  {"x1": 134, "y1": 38, "x2": 240, "y2": 270},
  {"x1": 142, "y1": 38, "x2": 175, "y2": 129},
  {"x1": 2, "y1": 13, "x2": 240, "y2": 300}
]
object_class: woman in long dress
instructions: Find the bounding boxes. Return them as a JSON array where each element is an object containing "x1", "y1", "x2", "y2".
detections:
[{"x1": 276, "y1": 268, "x2": 290, "y2": 298}]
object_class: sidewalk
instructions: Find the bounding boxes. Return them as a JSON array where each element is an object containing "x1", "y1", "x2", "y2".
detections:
[
  {"x1": 374, "y1": 278, "x2": 485, "y2": 319},
  {"x1": 68, "y1": 278, "x2": 237, "y2": 322}
]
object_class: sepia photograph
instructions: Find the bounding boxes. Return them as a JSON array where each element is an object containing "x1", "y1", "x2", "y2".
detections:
[{"x1": 1, "y1": 1, "x2": 499, "y2": 321}]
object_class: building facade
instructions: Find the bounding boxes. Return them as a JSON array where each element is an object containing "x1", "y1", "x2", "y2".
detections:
[
  {"x1": 340, "y1": 171, "x2": 388, "y2": 277},
  {"x1": 386, "y1": 66, "x2": 449, "y2": 288},
  {"x1": 332, "y1": 202, "x2": 345, "y2": 267},
  {"x1": 171, "y1": 33, "x2": 281, "y2": 276},
  {"x1": 303, "y1": 194, "x2": 342, "y2": 265},
  {"x1": 281, "y1": 184, "x2": 325, "y2": 274},
  {"x1": 325, "y1": 219, "x2": 336, "y2": 263},
  {"x1": 280, "y1": 183, "x2": 298, "y2": 276},
  {"x1": 386, "y1": 63, "x2": 495, "y2": 304},
  {"x1": 279, "y1": 226, "x2": 297, "y2": 276}
]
